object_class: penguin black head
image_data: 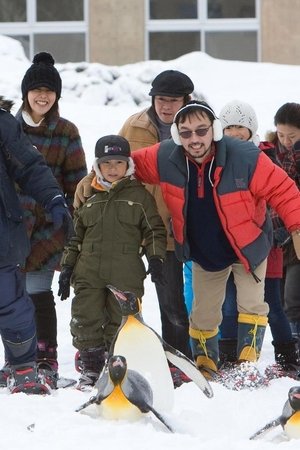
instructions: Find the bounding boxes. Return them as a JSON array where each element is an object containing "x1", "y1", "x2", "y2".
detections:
[
  {"x1": 106, "y1": 285, "x2": 142, "y2": 316},
  {"x1": 108, "y1": 355, "x2": 127, "y2": 383},
  {"x1": 288, "y1": 386, "x2": 300, "y2": 411}
]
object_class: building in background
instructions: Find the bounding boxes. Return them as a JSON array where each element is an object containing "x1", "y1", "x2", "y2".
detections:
[{"x1": 0, "y1": 0, "x2": 299, "y2": 65}]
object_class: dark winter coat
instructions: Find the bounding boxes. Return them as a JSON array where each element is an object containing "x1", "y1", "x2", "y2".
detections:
[
  {"x1": 132, "y1": 136, "x2": 300, "y2": 274},
  {"x1": 16, "y1": 109, "x2": 87, "y2": 271},
  {"x1": 61, "y1": 176, "x2": 166, "y2": 296},
  {"x1": 0, "y1": 99, "x2": 65, "y2": 267}
]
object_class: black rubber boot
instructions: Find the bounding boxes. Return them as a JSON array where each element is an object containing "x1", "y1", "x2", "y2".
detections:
[
  {"x1": 218, "y1": 338, "x2": 238, "y2": 368},
  {"x1": 273, "y1": 339, "x2": 300, "y2": 372},
  {"x1": 77, "y1": 347, "x2": 106, "y2": 390},
  {"x1": 30, "y1": 291, "x2": 57, "y2": 348}
]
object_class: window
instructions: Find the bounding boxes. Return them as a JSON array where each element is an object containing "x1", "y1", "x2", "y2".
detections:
[
  {"x1": 146, "y1": 0, "x2": 259, "y2": 62},
  {"x1": 34, "y1": 33, "x2": 85, "y2": 63},
  {"x1": 150, "y1": 0, "x2": 197, "y2": 19},
  {"x1": 0, "y1": 0, "x2": 26, "y2": 22},
  {"x1": 0, "y1": 0, "x2": 87, "y2": 62},
  {"x1": 207, "y1": 0, "x2": 256, "y2": 19},
  {"x1": 150, "y1": 31, "x2": 200, "y2": 60},
  {"x1": 36, "y1": 0, "x2": 84, "y2": 21}
]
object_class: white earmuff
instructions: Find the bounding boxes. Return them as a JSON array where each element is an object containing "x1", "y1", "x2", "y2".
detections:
[
  {"x1": 212, "y1": 119, "x2": 223, "y2": 141},
  {"x1": 171, "y1": 122, "x2": 181, "y2": 145}
]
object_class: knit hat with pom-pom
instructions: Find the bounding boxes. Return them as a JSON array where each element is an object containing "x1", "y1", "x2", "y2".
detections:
[{"x1": 21, "y1": 52, "x2": 62, "y2": 99}]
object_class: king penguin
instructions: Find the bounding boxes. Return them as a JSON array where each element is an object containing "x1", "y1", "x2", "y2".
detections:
[
  {"x1": 250, "y1": 386, "x2": 300, "y2": 440},
  {"x1": 281, "y1": 386, "x2": 300, "y2": 439},
  {"x1": 76, "y1": 355, "x2": 174, "y2": 432},
  {"x1": 106, "y1": 285, "x2": 213, "y2": 413}
]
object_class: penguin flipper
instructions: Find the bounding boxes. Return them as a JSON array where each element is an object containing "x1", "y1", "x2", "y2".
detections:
[
  {"x1": 164, "y1": 344, "x2": 213, "y2": 398},
  {"x1": 147, "y1": 404, "x2": 175, "y2": 433},
  {"x1": 249, "y1": 416, "x2": 282, "y2": 440},
  {"x1": 126, "y1": 390, "x2": 174, "y2": 433}
]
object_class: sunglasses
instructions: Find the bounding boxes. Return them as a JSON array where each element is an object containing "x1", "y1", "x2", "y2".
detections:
[{"x1": 178, "y1": 125, "x2": 212, "y2": 139}]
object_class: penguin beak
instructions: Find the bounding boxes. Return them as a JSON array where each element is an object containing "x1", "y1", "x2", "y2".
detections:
[{"x1": 106, "y1": 285, "x2": 127, "y2": 301}]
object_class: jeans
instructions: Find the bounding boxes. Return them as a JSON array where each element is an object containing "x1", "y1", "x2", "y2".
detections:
[
  {"x1": 284, "y1": 263, "x2": 300, "y2": 322},
  {"x1": 26, "y1": 270, "x2": 55, "y2": 294}
]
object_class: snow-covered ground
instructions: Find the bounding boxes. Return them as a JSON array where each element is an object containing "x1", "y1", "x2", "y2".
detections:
[{"x1": 0, "y1": 35, "x2": 300, "y2": 449}]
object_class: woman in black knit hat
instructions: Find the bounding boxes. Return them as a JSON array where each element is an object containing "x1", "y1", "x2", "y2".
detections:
[{"x1": 12, "y1": 52, "x2": 87, "y2": 388}]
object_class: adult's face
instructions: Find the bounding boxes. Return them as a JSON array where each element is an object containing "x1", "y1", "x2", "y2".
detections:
[
  {"x1": 178, "y1": 111, "x2": 213, "y2": 163},
  {"x1": 276, "y1": 123, "x2": 300, "y2": 151},
  {"x1": 154, "y1": 95, "x2": 185, "y2": 124}
]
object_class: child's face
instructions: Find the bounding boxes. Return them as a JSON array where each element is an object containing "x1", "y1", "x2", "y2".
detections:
[
  {"x1": 99, "y1": 159, "x2": 128, "y2": 182},
  {"x1": 224, "y1": 125, "x2": 251, "y2": 141}
]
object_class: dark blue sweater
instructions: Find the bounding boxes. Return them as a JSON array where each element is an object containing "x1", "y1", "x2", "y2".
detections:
[{"x1": 187, "y1": 158, "x2": 237, "y2": 271}]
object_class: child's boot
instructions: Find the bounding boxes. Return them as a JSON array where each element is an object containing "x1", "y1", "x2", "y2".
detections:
[{"x1": 77, "y1": 347, "x2": 106, "y2": 390}]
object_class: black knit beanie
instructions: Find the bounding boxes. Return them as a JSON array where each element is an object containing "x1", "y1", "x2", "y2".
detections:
[{"x1": 21, "y1": 52, "x2": 62, "y2": 99}]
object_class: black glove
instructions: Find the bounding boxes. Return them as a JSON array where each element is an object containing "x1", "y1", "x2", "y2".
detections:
[
  {"x1": 58, "y1": 266, "x2": 73, "y2": 300},
  {"x1": 46, "y1": 195, "x2": 74, "y2": 240},
  {"x1": 147, "y1": 257, "x2": 167, "y2": 286},
  {"x1": 273, "y1": 226, "x2": 291, "y2": 248}
]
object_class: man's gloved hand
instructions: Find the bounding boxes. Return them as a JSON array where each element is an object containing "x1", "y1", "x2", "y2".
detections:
[
  {"x1": 147, "y1": 257, "x2": 167, "y2": 286},
  {"x1": 73, "y1": 172, "x2": 94, "y2": 209},
  {"x1": 58, "y1": 266, "x2": 73, "y2": 300},
  {"x1": 46, "y1": 195, "x2": 74, "y2": 240},
  {"x1": 273, "y1": 226, "x2": 291, "y2": 248}
]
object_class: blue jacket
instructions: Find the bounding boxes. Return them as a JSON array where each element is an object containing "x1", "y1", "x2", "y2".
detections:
[{"x1": 0, "y1": 101, "x2": 64, "y2": 267}]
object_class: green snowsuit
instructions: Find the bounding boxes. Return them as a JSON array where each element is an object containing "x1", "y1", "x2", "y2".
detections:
[{"x1": 61, "y1": 176, "x2": 166, "y2": 350}]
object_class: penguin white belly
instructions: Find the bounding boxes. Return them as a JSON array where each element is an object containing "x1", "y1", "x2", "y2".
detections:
[{"x1": 113, "y1": 317, "x2": 174, "y2": 412}]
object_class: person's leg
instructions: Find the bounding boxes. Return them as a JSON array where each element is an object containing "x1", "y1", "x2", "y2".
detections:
[
  {"x1": 218, "y1": 273, "x2": 238, "y2": 365},
  {"x1": 26, "y1": 271, "x2": 58, "y2": 376},
  {"x1": 264, "y1": 277, "x2": 299, "y2": 370},
  {"x1": 0, "y1": 265, "x2": 42, "y2": 392},
  {"x1": 233, "y1": 260, "x2": 269, "y2": 362},
  {"x1": 71, "y1": 286, "x2": 107, "y2": 388},
  {"x1": 155, "y1": 251, "x2": 191, "y2": 357},
  {"x1": 189, "y1": 263, "x2": 230, "y2": 375},
  {"x1": 284, "y1": 263, "x2": 300, "y2": 343},
  {"x1": 183, "y1": 261, "x2": 193, "y2": 315}
]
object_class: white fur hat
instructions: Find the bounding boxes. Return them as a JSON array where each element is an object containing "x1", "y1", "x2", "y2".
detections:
[{"x1": 219, "y1": 100, "x2": 258, "y2": 138}]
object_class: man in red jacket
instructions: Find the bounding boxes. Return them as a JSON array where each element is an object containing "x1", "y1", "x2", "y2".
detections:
[{"x1": 131, "y1": 100, "x2": 300, "y2": 378}]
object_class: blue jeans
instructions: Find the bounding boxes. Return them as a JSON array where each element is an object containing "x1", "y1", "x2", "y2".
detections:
[
  {"x1": 0, "y1": 265, "x2": 37, "y2": 364},
  {"x1": 221, "y1": 273, "x2": 293, "y2": 344},
  {"x1": 26, "y1": 270, "x2": 54, "y2": 294}
]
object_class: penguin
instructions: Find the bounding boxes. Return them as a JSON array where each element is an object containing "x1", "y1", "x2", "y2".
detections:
[
  {"x1": 76, "y1": 355, "x2": 174, "y2": 433},
  {"x1": 106, "y1": 284, "x2": 213, "y2": 413},
  {"x1": 250, "y1": 386, "x2": 300, "y2": 440}
]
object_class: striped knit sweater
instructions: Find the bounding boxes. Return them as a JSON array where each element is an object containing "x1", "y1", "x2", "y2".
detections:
[{"x1": 16, "y1": 109, "x2": 87, "y2": 271}]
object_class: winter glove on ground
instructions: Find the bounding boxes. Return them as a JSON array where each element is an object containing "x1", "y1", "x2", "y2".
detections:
[
  {"x1": 58, "y1": 266, "x2": 73, "y2": 300},
  {"x1": 46, "y1": 195, "x2": 74, "y2": 240},
  {"x1": 273, "y1": 226, "x2": 291, "y2": 248},
  {"x1": 73, "y1": 172, "x2": 94, "y2": 209},
  {"x1": 147, "y1": 257, "x2": 167, "y2": 286}
]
